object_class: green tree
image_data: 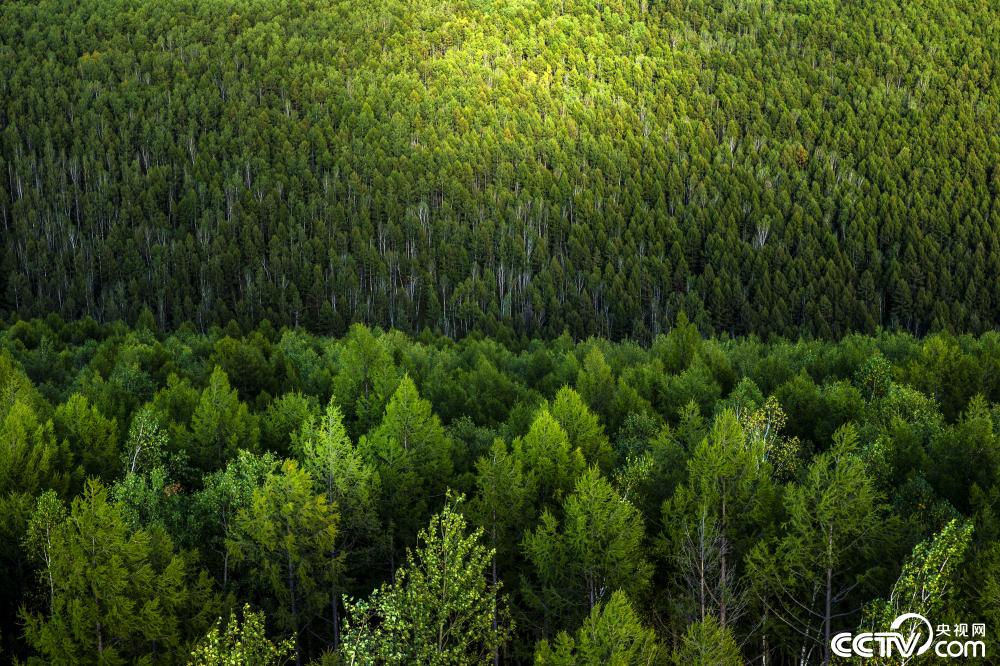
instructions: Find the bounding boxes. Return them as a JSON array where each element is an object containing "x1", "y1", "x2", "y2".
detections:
[
  {"x1": 514, "y1": 409, "x2": 586, "y2": 512},
  {"x1": 122, "y1": 405, "x2": 168, "y2": 475},
  {"x1": 341, "y1": 495, "x2": 511, "y2": 665},
  {"x1": 54, "y1": 393, "x2": 119, "y2": 480},
  {"x1": 227, "y1": 460, "x2": 338, "y2": 666},
  {"x1": 191, "y1": 367, "x2": 259, "y2": 471},
  {"x1": 359, "y1": 376, "x2": 453, "y2": 565},
  {"x1": 333, "y1": 325, "x2": 398, "y2": 435},
  {"x1": 534, "y1": 591, "x2": 660, "y2": 665},
  {"x1": 293, "y1": 397, "x2": 381, "y2": 648},
  {"x1": 577, "y1": 348, "x2": 615, "y2": 424},
  {"x1": 550, "y1": 386, "x2": 613, "y2": 470},
  {"x1": 188, "y1": 604, "x2": 294, "y2": 666},
  {"x1": 190, "y1": 451, "x2": 277, "y2": 589},
  {"x1": 524, "y1": 468, "x2": 652, "y2": 630},
  {"x1": 747, "y1": 425, "x2": 886, "y2": 664},
  {"x1": 671, "y1": 615, "x2": 741, "y2": 666},
  {"x1": 860, "y1": 519, "x2": 973, "y2": 666},
  {"x1": 22, "y1": 480, "x2": 216, "y2": 665},
  {"x1": 0, "y1": 399, "x2": 75, "y2": 496},
  {"x1": 663, "y1": 410, "x2": 770, "y2": 628},
  {"x1": 262, "y1": 392, "x2": 320, "y2": 457},
  {"x1": 0, "y1": 490, "x2": 33, "y2": 658},
  {"x1": 470, "y1": 438, "x2": 530, "y2": 665}
]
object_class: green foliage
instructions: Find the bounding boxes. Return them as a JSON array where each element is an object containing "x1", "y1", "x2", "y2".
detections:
[
  {"x1": 663, "y1": 409, "x2": 772, "y2": 628},
  {"x1": 0, "y1": 398, "x2": 75, "y2": 496},
  {"x1": 341, "y1": 495, "x2": 511, "y2": 664},
  {"x1": 514, "y1": 409, "x2": 586, "y2": 512},
  {"x1": 262, "y1": 393, "x2": 320, "y2": 458},
  {"x1": 534, "y1": 591, "x2": 660, "y2": 666},
  {"x1": 524, "y1": 468, "x2": 651, "y2": 630},
  {"x1": 550, "y1": 386, "x2": 613, "y2": 471},
  {"x1": 22, "y1": 481, "x2": 216, "y2": 665},
  {"x1": 295, "y1": 399, "x2": 379, "y2": 529},
  {"x1": 470, "y1": 438, "x2": 530, "y2": 577},
  {"x1": 856, "y1": 355, "x2": 893, "y2": 402},
  {"x1": 54, "y1": 393, "x2": 119, "y2": 480},
  {"x1": 191, "y1": 367, "x2": 259, "y2": 471},
  {"x1": 188, "y1": 604, "x2": 294, "y2": 666},
  {"x1": 747, "y1": 426, "x2": 888, "y2": 662},
  {"x1": 293, "y1": 397, "x2": 381, "y2": 645},
  {"x1": 190, "y1": 451, "x2": 278, "y2": 588},
  {"x1": 226, "y1": 460, "x2": 338, "y2": 664},
  {"x1": 671, "y1": 616, "x2": 741, "y2": 666},
  {"x1": 863, "y1": 519, "x2": 973, "y2": 632},
  {"x1": 0, "y1": 351, "x2": 44, "y2": 414},
  {"x1": 359, "y1": 376, "x2": 453, "y2": 557},
  {"x1": 577, "y1": 349, "x2": 616, "y2": 424},
  {"x1": 0, "y1": 0, "x2": 998, "y2": 342},
  {"x1": 0, "y1": 491, "x2": 34, "y2": 657},
  {"x1": 2, "y1": 321, "x2": 1000, "y2": 664},
  {"x1": 333, "y1": 325, "x2": 398, "y2": 435}
]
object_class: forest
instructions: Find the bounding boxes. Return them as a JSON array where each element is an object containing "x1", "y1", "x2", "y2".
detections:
[
  {"x1": 2, "y1": 0, "x2": 1000, "y2": 340},
  {"x1": 1, "y1": 315, "x2": 999, "y2": 663},
  {"x1": 3, "y1": 0, "x2": 1000, "y2": 662}
]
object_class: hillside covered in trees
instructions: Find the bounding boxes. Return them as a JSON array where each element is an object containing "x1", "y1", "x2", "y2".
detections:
[
  {"x1": 2, "y1": 0, "x2": 1000, "y2": 339},
  {"x1": 1, "y1": 316, "x2": 999, "y2": 663}
]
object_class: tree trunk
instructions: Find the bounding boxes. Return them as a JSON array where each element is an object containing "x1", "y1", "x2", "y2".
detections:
[
  {"x1": 331, "y1": 546, "x2": 340, "y2": 649},
  {"x1": 492, "y1": 552, "x2": 499, "y2": 666},
  {"x1": 719, "y1": 486, "x2": 728, "y2": 627},
  {"x1": 823, "y1": 563, "x2": 832, "y2": 664},
  {"x1": 92, "y1": 534, "x2": 103, "y2": 657}
]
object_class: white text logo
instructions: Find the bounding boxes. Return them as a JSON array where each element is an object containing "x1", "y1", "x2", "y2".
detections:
[{"x1": 831, "y1": 613, "x2": 986, "y2": 659}]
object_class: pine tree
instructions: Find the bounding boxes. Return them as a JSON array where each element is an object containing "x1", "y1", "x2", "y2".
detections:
[
  {"x1": 524, "y1": 468, "x2": 651, "y2": 630},
  {"x1": 0, "y1": 399, "x2": 75, "y2": 496},
  {"x1": 190, "y1": 367, "x2": 259, "y2": 471},
  {"x1": 190, "y1": 451, "x2": 277, "y2": 589},
  {"x1": 663, "y1": 409, "x2": 769, "y2": 628},
  {"x1": 534, "y1": 591, "x2": 660, "y2": 665},
  {"x1": 470, "y1": 438, "x2": 530, "y2": 665},
  {"x1": 54, "y1": 393, "x2": 119, "y2": 481},
  {"x1": 747, "y1": 425, "x2": 886, "y2": 664},
  {"x1": 671, "y1": 615, "x2": 742, "y2": 666},
  {"x1": 514, "y1": 409, "x2": 586, "y2": 512},
  {"x1": 333, "y1": 325, "x2": 398, "y2": 435},
  {"x1": 293, "y1": 397, "x2": 381, "y2": 648},
  {"x1": 359, "y1": 376, "x2": 453, "y2": 564},
  {"x1": 226, "y1": 460, "x2": 338, "y2": 666},
  {"x1": 550, "y1": 386, "x2": 614, "y2": 471},
  {"x1": 22, "y1": 480, "x2": 215, "y2": 665}
]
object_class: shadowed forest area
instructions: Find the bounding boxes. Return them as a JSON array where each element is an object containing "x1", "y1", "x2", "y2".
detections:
[
  {"x1": 2, "y1": 0, "x2": 999, "y2": 340},
  {"x1": 2, "y1": 0, "x2": 1000, "y2": 662}
]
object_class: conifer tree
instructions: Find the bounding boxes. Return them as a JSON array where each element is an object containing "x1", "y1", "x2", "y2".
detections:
[
  {"x1": 534, "y1": 591, "x2": 660, "y2": 665},
  {"x1": 22, "y1": 480, "x2": 215, "y2": 665},
  {"x1": 227, "y1": 460, "x2": 338, "y2": 666},
  {"x1": 191, "y1": 367, "x2": 259, "y2": 471},
  {"x1": 293, "y1": 397, "x2": 381, "y2": 648},
  {"x1": 359, "y1": 376, "x2": 453, "y2": 564},
  {"x1": 524, "y1": 468, "x2": 652, "y2": 630}
]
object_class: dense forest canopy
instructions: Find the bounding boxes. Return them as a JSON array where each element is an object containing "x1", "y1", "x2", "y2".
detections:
[
  {"x1": 2, "y1": 0, "x2": 999, "y2": 339},
  {"x1": 1, "y1": 316, "x2": 999, "y2": 663}
]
